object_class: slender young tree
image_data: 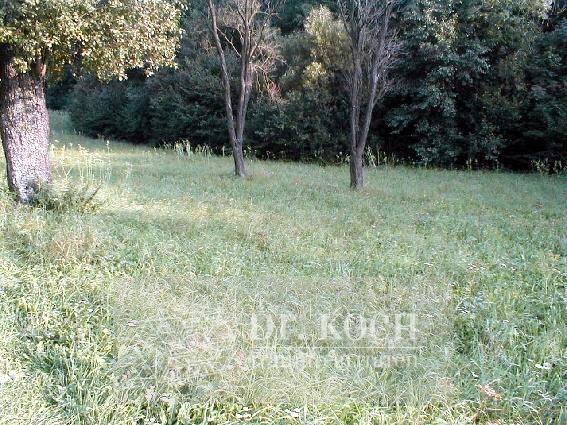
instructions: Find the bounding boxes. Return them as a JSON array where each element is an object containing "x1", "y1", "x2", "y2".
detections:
[
  {"x1": 0, "y1": 0, "x2": 182, "y2": 202},
  {"x1": 207, "y1": 0, "x2": 280, "y2": 177},
  {"x1": 338, "y1": 0, "x2": 400, "y2": 189}
]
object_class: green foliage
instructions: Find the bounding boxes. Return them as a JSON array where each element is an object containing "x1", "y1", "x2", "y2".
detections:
[
  {"x1": 277, "y1": 0, "x2": 338, "y2": 33},
  {"x1": 0, "y1": 0, "x2": 182, "y2": 79},
  {"x1": 248, "y1": 7, "x2": 349, "y2": 161},
  {"x1": 62, "y1": 0, "x2": 566, "y2": 169},
  {"x1": 249, "y1": 89, "x2": 348, "y2": 161},
  {"x1": 46, "y1": 66, "x2": 77, "y2": 110},
  {"x1": 386, "y1": 0, "x2": 566, "y2": 166},
  {"x1": 69, "y1": 58, "x2": 229, "y2": 147},
  {"x1": 508, "y1": 19, "x2": 567, "y2": 168},
  {"x1": 145, "y1": 58, "x2": 227, "y2": 147},
  {"x1": 69, "y1": 76, "x2": 129, "y2": 139},
  {"x1": 284, "y1": 6, "x2": 347, "y2": 87}
]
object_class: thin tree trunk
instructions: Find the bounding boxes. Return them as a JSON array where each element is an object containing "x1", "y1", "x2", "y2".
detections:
[
  {"x1": 233, "y1": 138, "x2": 246, "y2": 177},
  {"x1": 350, "y1": 147, "x2": 364, "y2": 189},
  {"x1": 233, "y1": 76, "x2": 250, "y2": 178},
  {"x1": 0, "y1": 51, "x2": 50, "y2": 203},
  {"x1": 340, "y1": 0, "x2": 399, "y2": 190},
  {"x1": 348, "y1": 54, "x2": 365, "y2": 190},
  {"x1": 208, "y1": 0, "x2": 248, "y2": 178}
]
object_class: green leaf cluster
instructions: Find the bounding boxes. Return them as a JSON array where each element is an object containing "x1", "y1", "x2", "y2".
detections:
[{"x1": 0, "y1": 0, "x2": 183, "y2": 79}]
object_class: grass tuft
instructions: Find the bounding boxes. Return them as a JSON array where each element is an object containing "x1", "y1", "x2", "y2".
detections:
[{"x1": 30, "y1": 183, "x2": 101, "y2": 214}]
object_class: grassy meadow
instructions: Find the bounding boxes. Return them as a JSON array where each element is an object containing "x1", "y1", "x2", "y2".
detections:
[{"x1": 0, "y1": 111, "x2": 565, "y2": 424}]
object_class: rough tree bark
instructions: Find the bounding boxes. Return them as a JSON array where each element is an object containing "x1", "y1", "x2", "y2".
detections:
[
  {"x1": 232, "y1": 138, "x2": 246, "y2": 177},
  {"x1": 350, "y1": 146, "x2": 364, "y2": 189},
  {"x1": 0, "y1": 48, "x2": 50, "y2": 203}
]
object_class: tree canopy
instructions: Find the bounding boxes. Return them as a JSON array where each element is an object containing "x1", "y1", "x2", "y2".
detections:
[
  {"x1": 60, "y1": 0, "x2": 566, "y2": 170},
  {"x1": 0, "y1": 0, "x2": 183, "y2": 79}
]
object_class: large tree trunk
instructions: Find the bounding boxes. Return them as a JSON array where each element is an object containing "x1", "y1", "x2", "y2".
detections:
[
  {"x1": 350, "y1": 147, "x2": 364, "y2": 190},
  {"x1": 232, "y1": 138, "x2": 246, "y2": 177},
  {"x1": 0, "y1": 53, "x2": 50, "y2": 203}
]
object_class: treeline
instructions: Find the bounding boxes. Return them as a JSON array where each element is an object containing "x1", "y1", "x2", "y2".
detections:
[{"x1": 50, "y1": 0, "x2": 567, "y2": 170}]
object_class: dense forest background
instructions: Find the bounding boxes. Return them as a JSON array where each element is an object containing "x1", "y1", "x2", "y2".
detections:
[{"x1": 48, "y1": 0, "x2": 567, "y2": 170}]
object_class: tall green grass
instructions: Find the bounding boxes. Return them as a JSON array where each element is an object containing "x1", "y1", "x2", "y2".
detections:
[{"x1": 0, "y1": 111, "x2": 565, "y2": 424}]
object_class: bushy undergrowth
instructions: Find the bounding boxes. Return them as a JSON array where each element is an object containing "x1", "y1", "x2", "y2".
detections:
[
  {"x1": 0, "y1": 112, "x2": 565, "y2": 424},
  {"x1": 30, "y1": 184, "x2": 101, "y2": 214}
]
